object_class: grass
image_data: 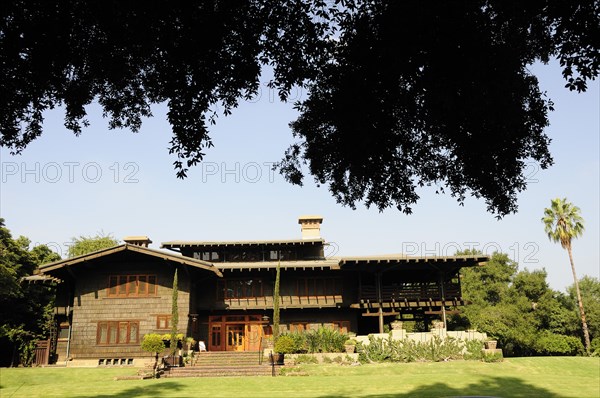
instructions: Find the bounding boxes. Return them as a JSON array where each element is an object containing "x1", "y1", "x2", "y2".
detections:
[{"x1": 0, "y1": 357, "x2": 598, "y2": 398}]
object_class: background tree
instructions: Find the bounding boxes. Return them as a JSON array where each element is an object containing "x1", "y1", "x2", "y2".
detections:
[
  {"x1": 567, "y1": 276, "x2": 600, "y2": 346},
  {"x1": 67, "y1": 234, "x2": 119, "y2": 257},
  {"x1": 450, "y1": 251, "x2": 585, "y2": 356},
  {"x1": 1, "y1": 1, "x2": 598, "y2": 216},
  {"x1": 0, "y1": 218, "x2": 61, "y2": 366},
  {"x1": 542, "y1": 198, "x2": 590, "y2": 352}
]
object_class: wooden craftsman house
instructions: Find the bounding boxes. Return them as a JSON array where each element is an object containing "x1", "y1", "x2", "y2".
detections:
[{"x1": 37, "y1": 216, "x2": 487, "y2": 366}]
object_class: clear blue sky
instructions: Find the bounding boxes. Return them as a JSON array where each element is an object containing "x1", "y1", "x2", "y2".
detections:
[{"x1": 1, "y1": 60, "x2": 598, "y2": 292}]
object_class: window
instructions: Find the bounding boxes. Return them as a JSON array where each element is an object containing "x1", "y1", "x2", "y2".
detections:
[
  {"x1": 58, "y1": 322, "x2": 70, "y2": 339},
  {"x1": 226, "y1": 250, "x2": 262, "y2": 262},
  {"x1": 295, "y1": 278, "x2": 342, "y2": 297},
  {"x1": 107, "y1": 275, "x2": 156, "y2": 297},
  {"x1": 194, "y1": 251, "x2": 221, "y2": 261},
  {"x1": 289, "y1": 322, "x2": 309, "y2": 332},
  {"x1": 332, "y1": 321, "x2": 350, "y2": 334},
  {"x1": 97, "y1": 321, "x2": 139, "y2": 345},
  {"x1": 217, "y1": 279, "x2": 265, "y2": 300},
  {"x1": 156, "y1": 315, "x2": 171, "y2": 330}
]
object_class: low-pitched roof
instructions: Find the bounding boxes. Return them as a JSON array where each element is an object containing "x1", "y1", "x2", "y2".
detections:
[
  {"x1": 161, "y1": 238, "x2": 324, "y2": 249},
  {"x1": 39, "y1": 244, "x2": 223, "y2": 278},
  {"x1": 339, "y1": 254, "x2": 488, "y2": 271},
  {"x1": 216, "y1": 259, "x2": 341, "y2": 271},
  {"x1": 340, "y1": 254, "x2": 488, "y2": 264}
]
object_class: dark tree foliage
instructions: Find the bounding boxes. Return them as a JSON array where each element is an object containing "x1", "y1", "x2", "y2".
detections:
[
  {"x1": 0, "y1": 219, "x2": 61, "y2": 366},
  {"x1": 1, "y1": 1, "x2": 598, "y2": 216},
  {"x1": 0, "y1": 0, "x2": 331, "y2": 173}
]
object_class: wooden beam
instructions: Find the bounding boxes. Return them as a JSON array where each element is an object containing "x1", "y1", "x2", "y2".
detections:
[
  {"x1": 362, "y1": 311, "x2": 399, "y2": 317},
  {"x1": 349, "y1": 300, "x2": 466, "y2": 309},
  {"x1": 424, "y1": 310, "x2": 460, "y2": 315}
]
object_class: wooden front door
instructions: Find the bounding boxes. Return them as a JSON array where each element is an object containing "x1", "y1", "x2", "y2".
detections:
[
  {"x1": 208, "y1": 315, "x2": 267, "y2": 351},
  {"x1": 226, "y1": 325, "x2": 245, "y2": 351}
]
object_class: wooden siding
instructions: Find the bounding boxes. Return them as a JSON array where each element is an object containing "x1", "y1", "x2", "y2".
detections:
[
  {"x1": 193, "y1": 270, "x2": 357, "y2": 311},
  {"x1": 69, "y1": 259, "x2": 191, "y2": 359}
]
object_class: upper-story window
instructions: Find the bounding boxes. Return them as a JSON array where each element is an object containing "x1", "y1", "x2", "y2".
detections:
[
  {"x1": 194, "y1": 251, "x2": 221, "y2": 261},
  {"x1": 107, "y1": 275, "x2": 157, "y2": 297},
  {"x1": 189, "y1": 245, "x2": 324, "y2": 262},
  {"x1": 227, "y1": 251, "x2": 262, "y2": 262},
  {"x1": 217, "y1": 279, "x2": 270, "y2": 300},
  {"x1": 294, "y1": 277, "x2": 342, "y2": 297}
]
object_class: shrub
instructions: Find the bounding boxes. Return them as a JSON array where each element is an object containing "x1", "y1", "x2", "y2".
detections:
[
  {"x1": 357, "y1": 335, "x2": 392, "y2": 363},
  {"x1": 274, "y1": 335, "x2": 297, "y2": 354},
  {"x1": 535, "y1": 332, "x2": 584, "y2": 356},
  {"x1": 294, "y1": 354, "x2": 318, "y2": 364},
  {"x1": 464, "y1": 339, "x2": 484, "y2": 360},
  {"x1": 305, "y1": 327, "x2": 347, "y2": 353},
  {"x1": 358, "y1": 334, "x2": 466, "y2": 363},
  {"x1": 591, "y1": 338, "x2": 600, "y2": 356},
  {"x1": 142, "y1": 333, "x2": 167, "y2": 354},
  {"x1": 482, "y1": 351, "x2": 504, "y2": 362},
  {"x1": 160, "y1": 333, "x2": 185, "y2": 342},
  {"x1": 285, "y1": 331, "x2": 308, "y2": 352},
  {"x1": 425, "y1": 336, "x2": 463, "y2": 362}
]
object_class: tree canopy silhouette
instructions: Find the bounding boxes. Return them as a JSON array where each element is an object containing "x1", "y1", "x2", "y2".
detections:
[{"x1": 1, "y1": 0, "x2": 598, "y2": 216}]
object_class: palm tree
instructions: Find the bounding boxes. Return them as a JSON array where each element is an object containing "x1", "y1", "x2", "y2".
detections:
[{"x1": 542, "y1": 198, "x2": 591, "y2": 352}]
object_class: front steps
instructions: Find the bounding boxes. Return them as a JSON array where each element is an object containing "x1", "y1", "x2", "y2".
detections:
[{"x1": 164, "y1": 351, "x2": 281, "y2": 378}]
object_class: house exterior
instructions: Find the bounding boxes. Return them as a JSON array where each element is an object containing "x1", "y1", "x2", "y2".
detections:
[{"x1": 38, "y1": 216, "x2": 487, "y2": 366}]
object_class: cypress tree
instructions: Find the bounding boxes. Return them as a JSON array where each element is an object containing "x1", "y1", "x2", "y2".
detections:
[
  {"x1": 273, "y1": 258, "x2": 281, "y2": 343},
  {"x1": 170, "y1": 269, "x2": 179, "y2": 356}
]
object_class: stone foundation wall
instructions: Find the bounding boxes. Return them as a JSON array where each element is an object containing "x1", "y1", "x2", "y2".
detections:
[{"x1": 355, "y1": 329, "x2": 488, "y2": 345}]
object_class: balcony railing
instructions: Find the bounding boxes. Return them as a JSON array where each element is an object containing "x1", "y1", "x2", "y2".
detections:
[
  {"x1": 221, "y1": 294, "x2": 343, "y2": 309},
  {"x1": 360, "y1": 283, "x2": 461, "y2": 302}
]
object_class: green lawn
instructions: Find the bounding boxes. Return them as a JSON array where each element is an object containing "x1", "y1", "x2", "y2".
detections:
[{"x1": 1, "y1": 357, "x2": 598, "y2": 398}]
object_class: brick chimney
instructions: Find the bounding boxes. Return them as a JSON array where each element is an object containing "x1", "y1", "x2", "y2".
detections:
[
  {"x1": 123, "y1": 236, "x2": 152, "y2": 247},
  {"x1": 298, "y1": 215, "x2": 323, "y2": 239}
]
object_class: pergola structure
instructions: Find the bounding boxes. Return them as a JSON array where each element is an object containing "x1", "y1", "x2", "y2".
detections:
[{"x1": 340, "y1": 255, "x2": 488, "y2": 332}]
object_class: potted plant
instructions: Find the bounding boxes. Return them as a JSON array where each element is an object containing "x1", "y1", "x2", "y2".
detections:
[
  {"x1": 344, "y1": 338, "x2": 357, "y2": 353},
  {"x1": 141, "y1": 333, "x2": 166, "y2": 378},
  {"x1": 485, "y1": 340, "x2": 498, "y2": 350},
  {"x1": 390, "y1": 320, "x2": 404, "y2": 330},
  {"x1": 185, "y1": 337, "x2": 195, "y2": 354},
  {"x1": 272, "y1": 334, "x2": 296, "y2": 365}
]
